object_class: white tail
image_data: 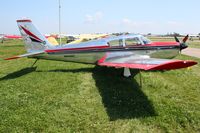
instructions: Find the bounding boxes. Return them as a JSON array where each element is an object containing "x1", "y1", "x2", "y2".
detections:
[{"x1": 17, "y1": 19, "x2": 52, "y2": 53}]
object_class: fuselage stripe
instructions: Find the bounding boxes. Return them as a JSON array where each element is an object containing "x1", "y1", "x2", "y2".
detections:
[{"x1": 46, "y1": 45, "x2": 180, "y2": 54}]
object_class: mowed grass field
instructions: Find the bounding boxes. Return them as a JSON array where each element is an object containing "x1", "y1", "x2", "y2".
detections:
[{"x1": 0, "y1": 38, "x2": 200, "y2": 132}]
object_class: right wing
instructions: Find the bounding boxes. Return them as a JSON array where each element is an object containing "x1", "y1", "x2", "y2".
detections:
[{"x1": 98, "y1": 54, "x2": 197, "y2": 71}]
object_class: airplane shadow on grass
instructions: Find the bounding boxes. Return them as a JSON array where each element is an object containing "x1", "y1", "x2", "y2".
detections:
[
  {"x1": 0, "y1": 67, "x2": 37, "y2": 81},
  {"x1": 92, "y1": 66, "x2": 157, "y2": 120},
  {"x1": 41, "y1": 66, "x2": 157, "y2": 120}
]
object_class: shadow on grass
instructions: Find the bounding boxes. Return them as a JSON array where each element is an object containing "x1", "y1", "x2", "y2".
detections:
[
  {"x1": 0, "y1": 67, "x2": 37, "y2": 81},
  {"x1": 92, "y1": 66, "x2": 157, "y2": 120},
  {"x1": 40, "y1": 66, "x2": 157, "y2": 120}
]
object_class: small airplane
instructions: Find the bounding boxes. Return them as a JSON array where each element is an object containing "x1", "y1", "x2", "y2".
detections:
[
  {"x1": 4, "y1": 35, "x2": 22, "y2": 39},
  {"x1": 0, "y1": 34, "x2": 22, "y2": 43},
  {"x1": 5, "y1": 19, "x2": 197, "y2": 77}
]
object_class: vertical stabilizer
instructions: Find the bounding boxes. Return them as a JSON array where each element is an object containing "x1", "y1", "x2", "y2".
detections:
[{"x1": 17, "y1": 19, "x2": 52, "y2": 53}]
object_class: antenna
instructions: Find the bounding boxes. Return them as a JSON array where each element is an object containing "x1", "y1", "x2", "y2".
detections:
[{"x1": 59, "y1": 0, "x2": 61, "y2": 45}]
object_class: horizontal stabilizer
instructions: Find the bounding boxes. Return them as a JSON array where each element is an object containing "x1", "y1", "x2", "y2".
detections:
[{"x1": 4, "y1": 51, "x2": 44, "y2": 60}]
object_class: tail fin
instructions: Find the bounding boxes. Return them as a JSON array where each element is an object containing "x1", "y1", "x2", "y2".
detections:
[{"x1": 17, "y1": 19, "x2": 52, "y2": 53}]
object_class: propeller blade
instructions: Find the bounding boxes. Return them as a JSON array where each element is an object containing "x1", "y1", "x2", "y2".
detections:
[
  {"x1": 182, "y1": 34, "x2": 189, "y2": 43},
  {"x1": 174, "y1": 36, "x2": 180, "y2": 43}
]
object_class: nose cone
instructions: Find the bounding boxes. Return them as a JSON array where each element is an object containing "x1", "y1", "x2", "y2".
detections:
[{"x1": 180, "y1": 43, "x2": 188, "y2": 50}]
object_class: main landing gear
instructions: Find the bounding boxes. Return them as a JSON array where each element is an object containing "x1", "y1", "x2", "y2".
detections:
[
  {"x1": 123, "y1": 68, "x2": 143, "y2": 87},
  {"x1": 123, "y1": 68, "x2": 131, "y2": 77},
  {"x1": 31, "y1": 59, "x2": 39, "y2": 67}
]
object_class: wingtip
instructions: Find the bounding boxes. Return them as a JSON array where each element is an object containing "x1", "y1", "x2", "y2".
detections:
[{"x1": 148, "y1": 60, "x2": 198, "y2": 70}]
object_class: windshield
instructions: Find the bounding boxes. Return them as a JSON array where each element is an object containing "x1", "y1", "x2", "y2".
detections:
[{"x1": 141, "y1": 36, "x2": 151, "y2": 44}]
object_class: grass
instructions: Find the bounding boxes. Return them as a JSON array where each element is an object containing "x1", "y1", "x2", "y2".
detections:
[{"x1": 0, "y1": 39, "x2": 200, "y2": 132}]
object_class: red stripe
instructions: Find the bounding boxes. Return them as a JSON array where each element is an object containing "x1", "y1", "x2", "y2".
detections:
[
  {"x1": 146, "y1": 42, "x2": 179, "y2": 47},
  {"x1": 45, "y1": 46, "x2": 109, "y2": 53},
  {"x1": 17, "y1": 19, "x2": 32, "y2": 22},
  {"x1": 20, "y1": 26, "x2": 43, "y2": 42}
]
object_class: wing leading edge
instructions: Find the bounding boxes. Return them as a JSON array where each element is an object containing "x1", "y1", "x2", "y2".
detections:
[{"x1": 98, "y1": 54, "x2": 197, "y2": 70}]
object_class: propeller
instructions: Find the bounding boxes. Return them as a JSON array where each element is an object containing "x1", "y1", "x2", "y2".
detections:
[{"x1": 174, "y1": 35, "x2": 189, "y2": 52}]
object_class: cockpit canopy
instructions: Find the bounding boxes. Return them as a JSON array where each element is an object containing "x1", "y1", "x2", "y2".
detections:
[{"x1": 107, "y1": 35, "x2": 151, "y2": 47}]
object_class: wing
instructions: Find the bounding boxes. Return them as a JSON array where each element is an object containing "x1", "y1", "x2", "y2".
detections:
[
  {"x1": 98, "y1": 54, "x2": 197, "y2": 71},
  {"x1": 4, "y1": 51, "x2": 44, "y2": 60}
]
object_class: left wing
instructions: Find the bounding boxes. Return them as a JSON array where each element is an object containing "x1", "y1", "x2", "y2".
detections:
[{"x1": 98, "y1": 54, "x2": 197, "y2": 70}]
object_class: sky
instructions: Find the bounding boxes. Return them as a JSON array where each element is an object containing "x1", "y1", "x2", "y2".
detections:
[{"x1": 1, "y1": 0, "x2": 200, "y2": 35}]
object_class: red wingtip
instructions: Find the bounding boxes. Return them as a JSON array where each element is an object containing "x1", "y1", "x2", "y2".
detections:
[{"x1": 148, "y1": 60, "x2": 197, "y2": 70}]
